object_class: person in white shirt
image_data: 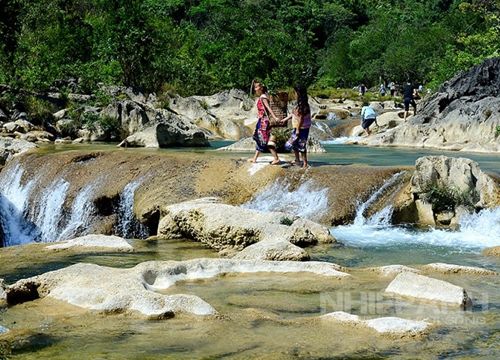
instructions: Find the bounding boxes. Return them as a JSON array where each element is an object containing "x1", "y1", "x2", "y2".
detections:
[{"x1": 360, "y1": 102, "x2": 377, "y2": 135}]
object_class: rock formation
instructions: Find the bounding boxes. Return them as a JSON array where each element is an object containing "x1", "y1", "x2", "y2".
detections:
[
  {"x1": 0, "y1": 137, "x2": 37, "y2": 165},
  {"x1": 360, "y1": 58, "x2": 500, "y2": 152}
]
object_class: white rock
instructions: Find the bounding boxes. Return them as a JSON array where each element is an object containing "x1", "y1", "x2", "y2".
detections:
[
  {"x1": 321, "y1": 311, "x2": 431, "y2": 336},
  {"x1": 385, "y1": 272, "x2": 472, "y2": 307},
  {"x1": 364, "y1": 317, "x2": 430, "y2": 335},
  {"x1": 234, "y1": 241, "x2": 310, "y2": 261},
  {"x1": 6, "y1": 259, "x2": 349, "y2": 318},
  {"x1": 45, "y1": 234, "x2": 133, "y2": 252}
]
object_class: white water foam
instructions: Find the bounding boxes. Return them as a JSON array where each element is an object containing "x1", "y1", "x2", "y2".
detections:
[
  {"x1": 354, "y1": 172, "x2": 406, "y2": 225},
  {"x1": 242, "y1": 179, "x2": 329, "y2": 221},
  {"x1": 116, "y1": 179, "x2": 148, "y2": 239},
  {"x1": 0, "y1": 165, "x2": 38, "y2": 246},
  {"x1": 34, "y1": 178, "x2": 70, "y2": 242},
  {"x1": 321, "y1": 136, "x2": 363, "y2": 145},
  {"x1": 57, "y1": 182, "x2": 96, "y2": 241}
]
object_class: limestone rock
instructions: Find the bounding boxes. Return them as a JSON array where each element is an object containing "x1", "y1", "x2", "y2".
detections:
[
  {"x1": 0, "y1": 278, "x2": 6, "y2": 301},
  {"x1": 358, "y1": 58, "x2": 500, "y2": 152},
  {"x1": 366, "y1": 265, "x2": 420, "y2": 277},
  {"x1": 482, "y1": 246, "x2": 500, "y2": 257},
  {"x1": 411, "y1": 156, "x2": 498, "y2": 209},
  {"x1": 118, "y1": 122, "x2": 208, "y2": 148},
  {"x1": 421, "y1": 263, "x2": 497, "y2": 276},
  {"x1": 6, "y1": 259, "x2": 349, "y2": 317},
  {"x1": 321, "y1": 311, "x2": 431, "y2": 336},
  {"x1": 0, "y1": 325, "x2": 9, "y2": 334},
  {"x1": 234, "y1": 241, "x2": 310, "y2": 261},
  {"x1": 385, "y1": 272, "x2": 472, "y2": 307},
  {"x1": 0, "y1": 136, "x2": 37, "y2": 165},
  {"x1": 157, "y1": 198, "x2": 336, "y2": 255},
  {"x1": 45, "y1": 234, "x2": 133, "y2": 252},
  {"x1": 20, "y1": 130, "x2": 55, "y2": 142}
]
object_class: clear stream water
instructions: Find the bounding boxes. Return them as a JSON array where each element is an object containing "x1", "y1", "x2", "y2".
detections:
[{"x1": 0, "y1": 142, "x2": 499, "y2": 358}]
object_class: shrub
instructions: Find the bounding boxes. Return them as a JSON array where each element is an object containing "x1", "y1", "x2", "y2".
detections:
[
  {"x1": 422, "y1": 184, "x2": 479, "y2": 212},
  {"x1": 279, "y1": 216, "x2": 294, "y2": 226}
]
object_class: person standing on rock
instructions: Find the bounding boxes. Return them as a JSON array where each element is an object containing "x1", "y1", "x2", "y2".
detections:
[
  {"x1": 403, "y1": 81, "x2": 417, "y2": 121},
  {"x1": 360, "y1": 101, "x2": 377, "y2": 136},
  {"x1": 281, "y1": 84, "x2": 312, "y2": 168},
  {"x1": 248, "y1": 81, "x2": 281, "y2": 164}
]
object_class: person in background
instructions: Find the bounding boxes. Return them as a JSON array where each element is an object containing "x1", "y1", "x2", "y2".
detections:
[
  {"x1": 403, "y1": 80, "x2": 417, "y2": 121},
  {"x1": 281, "y1": 84, "x2": 312, "y2": 168},
  {"x1": 248, "y1": 81, "x2": 281, "y2": 164},
  {"x1": 389, "y1": 81, "x2": 396, "y2": 96},
  {"x1": 360, "y1": 101, "x2": 377, "y2": 136},
  {"x1": 359, "y1": 83, "x2": 367, "y2": 96},
  {"x1": 379, "y1": 83, "x2": 386, "y2": 96}
]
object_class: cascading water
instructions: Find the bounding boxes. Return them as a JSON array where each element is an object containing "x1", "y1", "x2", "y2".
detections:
[
  {"x1": 115, "y1": 179, "x2": 148, "y2": 239},
  {"x1": 33, "y1": 179, "x2": 70, "y2": 242},
  {"x1": 57, "y1": 182, "x2": 96, "y2": 241},
  {"x1": 0, "y1": 165, "x2": 38, "y2": 246},
  {"x1": 321, "y1": 136, "x2": 363, "y2": 145},
  {"x1": 242, "y1": 179, "x2": 329, "y2": 221},
  {"x1": 353, "y1": 171, "x2": 405, "y2": 225},
  {"x1": 332, "y1": 173, "x2": 500, "y2": 251}
]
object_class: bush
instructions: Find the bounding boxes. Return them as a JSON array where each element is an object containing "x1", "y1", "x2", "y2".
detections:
[
  {"x1": 279, "y1": 216, "x2": 294, "y2": 226},
  {"x1": 422, "y1": 185, "x2": 479, "y2": 213}
]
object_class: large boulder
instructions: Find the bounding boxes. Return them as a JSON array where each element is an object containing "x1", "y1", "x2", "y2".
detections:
[
  {"x1": 118, "y1": 120, "x2": 208, "y2": 148},
  {"x1": 393, "y1": 156, "x2": 499, "y2": 226},
  {"x1": 0, "y1": 136, "x2": 37, "y2": 165},
  {"x1": 361, "y1": 58, "x2": 500, "y2": 151},
  {"x1": 157, "y1": 198, "x2": 336, "y2": 258}
]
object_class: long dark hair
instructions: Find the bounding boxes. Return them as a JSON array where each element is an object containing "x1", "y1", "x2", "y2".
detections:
[{"x1": 294, "y1": 84, "x2": 310, "y2": 116}]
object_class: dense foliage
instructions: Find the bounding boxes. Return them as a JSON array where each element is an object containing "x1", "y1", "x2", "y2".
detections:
[{"x1": 0, "y1": 0, "x2": 498, "y2": 95}]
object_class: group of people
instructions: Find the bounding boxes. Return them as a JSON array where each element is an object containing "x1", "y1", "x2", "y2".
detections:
[
  {"x1": 360, "y1": 80, "x2": 421, "y2": 135},
  {"x1": 248, "y1": 81, "x2": 311, "y2": 168}
]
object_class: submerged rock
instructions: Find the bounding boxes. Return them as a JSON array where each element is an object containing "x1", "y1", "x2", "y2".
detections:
[
  {"x1": 5, "y1": 259, "x2": 349, "y2": 318},
  {"x1": 482, "y1": 246, "x2": 500, "y2": 257},
  {"x1": 365, "y1": 265, "x2": 420, "y2": 277},
  {"x1": 385, "y1": 272, "x2": 472, "y2": 307},
  {"x1": 45, "y1": 234, "x2": 133, "y2": 252},
  {"x1": 321, "y1": 311, "x2": 431, "y2": 337},
  {"x1": 421, "y1": 263, "x2": 497, "y2": 276}
]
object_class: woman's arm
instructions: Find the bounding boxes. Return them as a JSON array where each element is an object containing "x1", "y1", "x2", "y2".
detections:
[{"x1": 262, "y1": 97, "x2": 278, "y2": 120}]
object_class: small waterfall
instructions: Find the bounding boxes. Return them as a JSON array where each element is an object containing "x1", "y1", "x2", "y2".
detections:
[
  {"x1": 115, "y1": 179, "x2": 148, "y2": 239},
  {"x1": 0, "y1": 165, "x2": 38, "y2": 246},
  {"x1": 242, "y1": 180, "x2": 329, "y2": 221},
  {"x1": 353, "y1": 171, "x2": 405, "y2": 225},
  {"x1": 321, "y1": 136, "x2": 363, "y2": 145},
  {"x1": 57, "y1": 183, "x2": 96, "y2": 241},
  {"x1": 34, "y1": 179, "x2": 70, "y2": 242}
]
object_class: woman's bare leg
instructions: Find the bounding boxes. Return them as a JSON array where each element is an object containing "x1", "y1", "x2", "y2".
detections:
[
  {"x1": 269, "y1": 147, "x2": 280, "y2": 165},
  {"x1": 302, "y1": 150, "x2": 308, "y2": 168},
  {"x1": 248, "y1": 150, "x2": 260, "y2": 163}
]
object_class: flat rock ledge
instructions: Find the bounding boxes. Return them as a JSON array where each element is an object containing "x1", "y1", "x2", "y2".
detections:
[
  {"x1": 365, "y1": 265, "x2": 420, "y2": 277},
  {"x1": 158, "y1": 198, "x2": 336, "y2": 261},
  {"x1": 5, "y1": 258, "x2": 349, "y2": 318},
  {"x1": 421, "y1": 263, "x2": 497, "y2": 276},
  {"x1": 385, "y1": 272, "x2": 472, "y2": 308},
  {"x1": 321, "y1": 311, "x2": 431, "y2": 337},
  {"x1": 45, "y1": 234, "x2": 133, "y2": 252}
]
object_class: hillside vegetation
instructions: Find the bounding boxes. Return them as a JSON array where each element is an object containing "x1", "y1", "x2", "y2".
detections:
[{"x1": 0, "y1": 0, "x2": 498, "y2": 95}]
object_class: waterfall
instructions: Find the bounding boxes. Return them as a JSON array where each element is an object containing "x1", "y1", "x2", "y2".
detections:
[
  {"x1": 0, "y1": 165, "x2": 38, "y2": 246},
  {"x1": 321, "y1": 136, "x2": 363, "y2": 145},
  {"x1": 115, "y1": 179, "x2": 148, "y2": 239},
  {"x1": 242, "y1": 179, "x2": 329, "y2": 221},
  {"x1": 353, "y1": 171, "x2": 406, "y2": 225},
  {"x1": 56, "y1": 182, "x2": 96, "y2": 241},
  {"x1": 34, "y1": 179, "x2": 70, "y2": 242}
]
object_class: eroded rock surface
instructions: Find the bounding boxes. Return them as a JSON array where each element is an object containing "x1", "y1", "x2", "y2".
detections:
[
  {"x1": 421, "y1": 263, "x2": 497, "y2": 276},
  {"x1": 157, "y1": 197, "x2": 336, "y2": 260},
  {"x1": 385, "y1": 272, "x2": 472, "y2": 307},
  {"x1": 5, "y1": 259, "x2": 349, "y2": 317},
  {"x1": 45, "y1": 234, "x2": 133, "y2": 252},
  {"x1": 0, "y1": 136, "x2": 37, "y2": 165},
  {"x1": 321, "y1": 311, "x2": 431, "y2": 337}
]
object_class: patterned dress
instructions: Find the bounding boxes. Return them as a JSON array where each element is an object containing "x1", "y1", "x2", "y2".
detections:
[{"x1": 252, "y1": 95, "x2": 271, "y2": 152}]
